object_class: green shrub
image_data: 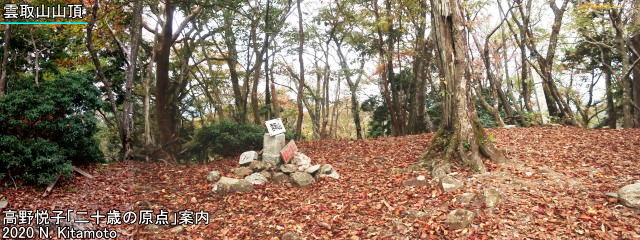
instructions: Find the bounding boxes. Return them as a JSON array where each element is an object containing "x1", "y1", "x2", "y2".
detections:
[
  {"x1": 185, "y1": 120, "x2": 265, "y2": 160},
  {"x1": 361, "y1": 96, "x2": 391, "y2": 138},
  {"x1": 0, "y1": 73, "x2": 104, "y2": 185}
]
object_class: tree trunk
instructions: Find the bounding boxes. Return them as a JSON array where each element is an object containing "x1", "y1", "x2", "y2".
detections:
[
  {"x1": 385, "y1": 0, "x2": 404, "y2": 136},
  {"x1": 144, "y1": 61, "x2": 153, "y2": 145},
  {"x1": 86, "y1": 0, "x2": 126, "y2": 157},
  {"x1": 263, "y1": 0, "x2": 272, "y2": 121},
  {"x1": 155, "y1": 2, "x2": 179, "y2": 160},
  {"x1": 517, "y1": 0, "x2": 576, "y2": 125},
  {"x1": 408, "y1": 3, "x2": 428, "y2": 134},
  {"x1": 423, "y1": 0, "x2": 506, "y2": 173},
  {"x1": 632, "y1": 34, "x2": 640, "y2": 126},
  {"x1": 372, "y1": 0, "x2": 403, "y2": 136},
  {"x1": 333, "y1": 38, "x2": 363, "y2": 139},
  {"x1": 294, "y1": 0, "x2": 305, "y2": 140},
  {"x1": 0, "y1": 25, "x2": 10, "y2": 97},
  {"x1": 501, "y1": 27, "x2": 522, "y2": 116},
  {"x1": 122, "y1": 0, "x2": 143, "y2": 160},
  {"x1": 511, "y1": 0, "x2": 534, "y2": 113},
  {"x1": 420, "y1": 30, "x2": 436, "y2": 132},
  {"x1": 329, "y1": 76, "x2": 341, "y2": 138},
  {"x1": 29, "y1": 31, "x2": 39, "y2": 88},
  {"x1": 349, "y1": 85, "x2": 362, "y2": 139},
  {"x1": 223, "y1": 11, "x2": 247, "y2": 122},
  {"x1": 602, "y1": 48, "x2": 617, "y2": 128},
  {"x1": 632, "y1": 1, "x2": 640, "y2": 126},
  {"x1": 271, "y1": 81, "x2": 279, "y2": 118},
  {"x1": 320, "y1": 46, "x2": 331, "y2": 138},
  {"x1": 610, "y1": 8, "x2": 633, "y2": 128}
]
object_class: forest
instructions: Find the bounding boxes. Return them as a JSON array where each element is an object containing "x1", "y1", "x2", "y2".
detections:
[{"x1": 0, "y1": 0, "x2": 639, "y2": 239}]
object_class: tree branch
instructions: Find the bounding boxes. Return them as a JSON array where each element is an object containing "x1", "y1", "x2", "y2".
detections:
[{"x1": 171, "y1": 6, "x2": 202, "y2": 43}]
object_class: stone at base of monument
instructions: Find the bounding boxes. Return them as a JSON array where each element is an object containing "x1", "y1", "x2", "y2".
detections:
[
  {"x1": 249, "y1": 160, "x2": 270, "y2": 172},
  {"x1": 292, "y1": 152, "x2": 311, "y2": 171},
  {"x1": 245, "y1": 173, "x2": 268, "y2": 185},
  {"x1": 205, "y1": 134, "x2": 340, "y2": 192},
  {"x1": 212, "y1": 177, "x2": 254, "y2": 195},
  {"x1": 273, "y1": 172, "x2": 290, "y2": 183},
  {"x1": 306, "y1": 164, "x2": 321, "y2": 174},
  {"x1": 291, "y1": 172, "x2": 315, "y2": 187},
  {"x1": 232, "y1": 167, "x2": 253, "y2": 178},
  {"x1": 206, "y1": 170, "x2": 221, "y2": 182},
  {"x1": 239, "y1": 151, "x2": 258, "y2": 166},
  {"x1": 280, "y1": 164, "x2": 297, "y2": 173},
  {"x1": 262, "y1": 153, "x2": 281, "y2": 166},
  {"x1": 260, "y1": 171, "x2": 272, "y2": 179}
]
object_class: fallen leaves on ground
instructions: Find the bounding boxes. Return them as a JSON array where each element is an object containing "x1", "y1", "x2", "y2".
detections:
[{"x1": 2, "y1": 126, "x2": 639, "y2": 239}]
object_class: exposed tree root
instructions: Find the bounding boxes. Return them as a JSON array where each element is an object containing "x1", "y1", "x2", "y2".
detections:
[{"x1": 421, "y1": 120, "x2": 506, "y2": 177}]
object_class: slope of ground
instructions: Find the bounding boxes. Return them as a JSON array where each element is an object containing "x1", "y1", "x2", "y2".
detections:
[{"x1": 2, "y1": 126, "x2": 639, "y2": 239}]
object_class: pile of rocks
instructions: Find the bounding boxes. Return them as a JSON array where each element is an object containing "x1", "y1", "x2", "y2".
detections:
[
  {"x1": 209, "y1": 133, "x2": 339, "y2": 195},
  {"x1": 402, "y1": 172, "x2": 502, "y2": 230}
]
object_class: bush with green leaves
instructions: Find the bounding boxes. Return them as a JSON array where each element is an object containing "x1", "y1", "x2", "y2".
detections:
[
  {"x1": 0, "y1": 73, "x2": 104, "y2": 185},
  {"x1": 361, "y1": 96, "x2": 391, "y2": 138},
  {"x1": 185, "y1": 120, "x2": 265, "y2": 160}
]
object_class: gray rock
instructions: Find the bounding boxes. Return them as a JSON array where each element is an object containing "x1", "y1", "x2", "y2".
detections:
[
  {"x1": 280, "y1": 164, "x2": 297, "y2": 174},
  {"x1": 262, "y1": 153, "x2": 282, "y2": 167},
  {"x1": 456, "y1": 193, "x2": 476, "y2": 206},
  {"x1": 232, "y1": 167, "x2": 253, "y2": 178},
  {"x1": 402, "y1": 209, "x2": 428, "y2": 219},
  {"x1": 319, "y1": 164, "x2": 334, "y2": 174},
  {"x1": 403, "y1": 175, "x2": 428, "y2": 187},
  {"x1": 605, "y1": 192, "x2": 619, "y2": 199},
  {"x1": 445, "y1": 209, "x2": 475, "y2": 229},
  {"x1": 431, "y1": 164, "x2": 450, "y2": 179},
  {"x1": 249, "y1": 161, "x2": 270, "y2": 172},
  {"x1": 439, "y1": 176, "x2": 463, "y2": 192},
  {"x1": 260, "y1": 171, "x2": 272, "y2": 179},
  {"x1": 212, "y1": 177, "x2": 254, "y2": 195},
  {"x1": 291, "y1": 172, "x2": 315, "y2": 187},
  {"x1": 169, "y1": 225, "x2": 185, "y2": 233},
  {"x1": 145, "y1": 224, "x2": 160, "y2": 231},
  {"x1": 230, "y1": 180, "x2": 254, "y2": 192},
  {"x1": 292, "y1": 152, "x2": 312, "y2": 170},
  {"x1": 281, "y1": 232, "x2": 303, "y2": 240},
  {"x1": 503, "y1": 125, "x2": 517, "y2": 128},
  {"x1": 272, "y1": 172, "x2": 290, "y2": 183},
  {"x1": 319, "y1": 171, "x2": 340, "y2": 180},
  {"x1": 305, "y1": 164, "x2": 321, "y2": 174},
  {"x1": 617, "y1": 183, "x2": 640, "y2": 209},
  {"x1": 245, "y1": 173, "x2": 268, "y2": 185},
  {"x1": 212, "y1": 182, "x2": 231, "y2": 195},
  {"x1": 0, "y1": 195, "x2": 7, "y2": 210},
  {"x1": 482, "y1": 188, "x2": 501, "y2": 208},
  {"x1": 208, "y1": 154, "x2": 222, "y2": 162},
  {"x1": 239, "y1": 151, "x2": 258, "y2": 166},
  {"x1": 206, "y1": 170, "x2": 221, "y2": 182},
  {"x1": 316, "y1": 164, "x2": 340, "y2": 179},
  {"x1": 263, "y1": 133, "x2": 285, "y2": 156}
]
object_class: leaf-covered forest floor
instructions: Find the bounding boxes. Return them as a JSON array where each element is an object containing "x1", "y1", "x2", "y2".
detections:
[{"x1": 3, "y1": 126, "x2": 640, "y2": 239}]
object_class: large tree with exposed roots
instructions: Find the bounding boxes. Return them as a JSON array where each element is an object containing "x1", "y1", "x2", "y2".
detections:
[{"x1": 422, "y1": 0, "x2": 506, "y2": 173}]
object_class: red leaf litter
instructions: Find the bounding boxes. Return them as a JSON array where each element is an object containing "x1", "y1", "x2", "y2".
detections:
[{"x1": 2, "y1": 126, "x2": 639, "y2": 239}]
